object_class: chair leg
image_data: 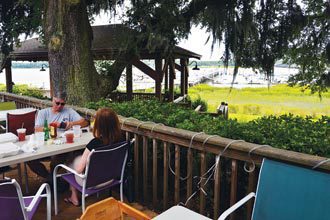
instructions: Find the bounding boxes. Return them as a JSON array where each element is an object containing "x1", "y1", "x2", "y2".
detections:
[
  {"x1": 46, "y1": 184, "x2": 52, "y2": 220},
  {"x1": 82, "y1": 191, "x2": 86, "y2": 213},
  {"x1": 53, "y1": 169, "x2": 59, "y2": 215},
  {"x1": 17, "y1": 164, "x2": 23, "y2": 187},
  {"x1": 24, "y1": 163, "x2": 29, "y2": 194},
  {"x1": 120, "y1": 182, "x2": 124, "y2": 201}
]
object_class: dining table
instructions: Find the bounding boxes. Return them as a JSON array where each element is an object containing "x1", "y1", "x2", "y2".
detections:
[{"x1": 0, "y1": 131, "x2": 93, "y2": 168}]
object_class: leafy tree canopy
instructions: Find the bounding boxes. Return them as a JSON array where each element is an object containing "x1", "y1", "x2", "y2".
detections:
[{"x1": 1, "y1": 0, "x2": 329, "y2": 94}]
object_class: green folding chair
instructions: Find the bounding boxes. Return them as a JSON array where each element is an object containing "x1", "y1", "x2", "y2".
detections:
[{"x1": 219, "y1": 158, "x2": 330, "y2": 220}]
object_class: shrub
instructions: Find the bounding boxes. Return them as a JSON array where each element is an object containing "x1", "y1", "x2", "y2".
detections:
[
  {"x1": 191, "y1": 95, "x2": 208, "y2": 111},
  {"x1": 85, "y1": 99, "x2": 329, "y2": 157},
  {"x1": 0, "y1": 84, "x2": 44, "y2": 99}
]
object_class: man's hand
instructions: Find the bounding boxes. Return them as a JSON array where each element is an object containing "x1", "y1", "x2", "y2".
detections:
[
  {"x1": 54, "y1": 121, "x2": 61, "y2": 128},
  {"x1": 65, "y1": 121, "x2": 73, "y2": 130}
]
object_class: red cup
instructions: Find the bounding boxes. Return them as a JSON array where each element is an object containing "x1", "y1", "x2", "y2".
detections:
[
  {"x1": 17, "y1": 128, "x2": 26, "y2": 141},
  {"x1": 65, "y1": 132, "x2": 74, "y2": 143}
]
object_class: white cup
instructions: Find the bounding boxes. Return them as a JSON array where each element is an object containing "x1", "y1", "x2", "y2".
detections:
[
  {"x1": 35, "y1": 132, "x2": 45, "y2": 147},
  {"x1": 72, "y1": 125, "x2": 81, "y2": 138}
]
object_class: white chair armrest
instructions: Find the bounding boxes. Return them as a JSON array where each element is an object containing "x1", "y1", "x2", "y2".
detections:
[
  {"x1": 218, "y1": 192, "x2": 256, "y2": 220},
  {"x1": 53, "y1": 164, "x2": 85, "y2": 178},
  {"x1": 26, "y1": 183, "x2": 51, "y2": 212}
]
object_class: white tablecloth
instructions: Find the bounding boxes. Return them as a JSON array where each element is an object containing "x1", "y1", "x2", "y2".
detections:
[
  {"x1": 0, "y1": 132, "x2": 18, "y2": 143},
  {"x1": 0, "y1": 142, "x2": 20, "y2": 159}
]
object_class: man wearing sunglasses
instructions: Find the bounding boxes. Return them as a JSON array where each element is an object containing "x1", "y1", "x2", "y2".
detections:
[
  {"x1": 29, "y1": 91, "x2": 88, "y2": 187},
  {"x1": 35, "y1": 92, "x2": 88, "y2": 131}
]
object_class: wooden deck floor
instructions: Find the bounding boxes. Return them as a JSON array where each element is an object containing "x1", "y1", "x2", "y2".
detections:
[{"x1": 4, "y1": 164, "x2": 158, "y2": 220}]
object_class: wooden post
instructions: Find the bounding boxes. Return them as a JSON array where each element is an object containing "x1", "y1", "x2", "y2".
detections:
[
  {"x1": 134, "y1": 134, "x2": 140, "y2": 201},
  {"x1": 214, "y1": 155, "x2": 221, "y2": 219},
  {"x1": 199, "y1": 151, "x2": 207, "y2": 215},
  {"x1": 4, "y1": 59, "x2": 13, "y2": 93},
  {"x1": 186, "y1": 148, "x2": 193, "y2": 208},
  {"x1": 184, "y1": 59, "x2": 189, "y2": 95},
  {"x1": 126, "y1": 63, "x2": 133, "y2": 100},
  {"x1": 230, "y1": 159, "x2": 238, "y2": 220},
  {"x1": 155, "y1": 58, "x2": 163, "y2": 100},
  {"x1": 169, "y1": 59, "x2": 175, "y2": 102},
  {"x1": 247, "y1": 164, "x2": 257, "y2": 220},
  {"x1": 164, "y1": 59, "x2": 169, "y2": 92},
  {"x1": 152, "y1": 139, "x2": 158, "y2": 205},
  {"x1": 143, "y1": 136, "x2": 148, "y2": 203},
  {"x1": 174, "y1": 144, "x2": 181, "y2": 204},
  {"x1": 163, "y1": 142, "x2": 169, "y2": 210},
  {"x1": 180, "y1": 59, "x2": 186, "y2": 96}
]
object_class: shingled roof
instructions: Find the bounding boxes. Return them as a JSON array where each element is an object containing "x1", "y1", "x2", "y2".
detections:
[{"x1": 9, "y1": 24, "x2": 201, "y2": 61}]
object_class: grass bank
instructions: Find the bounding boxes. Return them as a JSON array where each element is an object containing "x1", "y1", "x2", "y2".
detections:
[{"x1": 189, "y1": 84, "x2": 330, "y2": 122}]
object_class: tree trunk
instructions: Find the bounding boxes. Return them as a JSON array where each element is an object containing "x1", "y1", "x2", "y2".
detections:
[{"x1": 45, "y1": 0, "x2": 100, "y2": 105}]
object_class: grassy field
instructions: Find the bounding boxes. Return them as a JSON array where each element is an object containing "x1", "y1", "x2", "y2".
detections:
[{"x1": 189, "y1": 84, "x2": 330, "y2": 122}]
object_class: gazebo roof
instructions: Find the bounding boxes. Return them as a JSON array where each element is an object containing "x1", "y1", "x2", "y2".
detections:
[{"x1": 9, "y1": 24, "x2": 201, "y2": 61}]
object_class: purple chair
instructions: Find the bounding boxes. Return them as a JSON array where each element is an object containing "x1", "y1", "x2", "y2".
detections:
[
  {"x1": 0, "y1": 178, "x2": 51, "y2": 220},
  {"x1": 53, "y1": 140, "x2": 131, "y2": 214}
]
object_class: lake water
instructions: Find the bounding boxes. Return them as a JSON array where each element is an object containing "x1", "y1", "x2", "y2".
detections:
[
  {"x1": 0, "y1": 68, "x2": 50, "y2": 89},
  {"x1": 0, "y1": 67, "x2": 298, "y2": 90}
]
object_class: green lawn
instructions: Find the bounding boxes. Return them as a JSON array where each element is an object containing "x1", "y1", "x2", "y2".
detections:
[{"x1": 189, "y1": 84, "x2": 330, "y2": 122}]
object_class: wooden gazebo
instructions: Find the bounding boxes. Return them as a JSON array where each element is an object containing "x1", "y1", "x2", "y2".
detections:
[{"x1": 2, "y1": 24, "x2": 201, "y2": 101}]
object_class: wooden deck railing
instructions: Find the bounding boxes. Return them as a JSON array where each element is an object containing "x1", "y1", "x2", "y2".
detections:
[{"x1": 1, "y1": 92, "x2": 329, "y2": 219}]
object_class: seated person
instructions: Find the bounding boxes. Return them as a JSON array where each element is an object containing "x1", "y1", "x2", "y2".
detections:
[
  {"x1": 64, "y1": 108, "x2": 122, "y2": 206},
  {"x1": 27, "y1": 91, "x2": 88, "y2": 180}
]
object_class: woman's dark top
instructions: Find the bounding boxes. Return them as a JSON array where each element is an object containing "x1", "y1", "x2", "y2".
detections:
[
  {"x1": 86, "y1": 138, "x2": 104, "y2": 151},
  {"x1": 86, "y1": 136, "x2": 125, "y2": 151}
]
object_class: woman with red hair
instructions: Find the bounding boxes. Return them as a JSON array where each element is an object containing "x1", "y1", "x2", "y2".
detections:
[{"x1": 64, "y1": 108, "x2": 122, "y2": 206}]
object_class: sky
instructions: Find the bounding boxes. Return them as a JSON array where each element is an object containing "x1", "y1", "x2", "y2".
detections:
[{"x1": 92, "y1": 13, "x2": 222, "y2": 61}]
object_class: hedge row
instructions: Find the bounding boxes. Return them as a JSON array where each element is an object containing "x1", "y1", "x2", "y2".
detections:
[{"x1": 86, "y1": 99, "x2": 330, "y2": 157}]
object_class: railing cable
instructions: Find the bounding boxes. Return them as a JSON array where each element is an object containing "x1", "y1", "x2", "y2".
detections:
[
  {"x1": 243, "y1": 145, "x2": 271, "y2": 173},
  {"x1": 151, "y1": 123, "x2": 165, "y2": 133},
  {"x1": 169, "y1": 132, "x2": 205, "y2": 181},
  {"x1": 120, "y1": 117, "x2": 139, "y2": 130},
  {"x1": 312, "y1": 158, "x2": 330, "y2": 169},
  {"x1": 136, "y1": 121, "x2": 157, "y2": 130},
  {"x1": 183, "y1": 139, "x2": 245, "y2": 206}
]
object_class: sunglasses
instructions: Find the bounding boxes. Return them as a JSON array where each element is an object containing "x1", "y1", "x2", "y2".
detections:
[{"x1": 55, "y1": 102, "x2": 66, "y2": 106}]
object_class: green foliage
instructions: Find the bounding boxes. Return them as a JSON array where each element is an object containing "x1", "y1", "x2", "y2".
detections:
[
  {"x1": 0, "y1": 0, "x2": 42, "y2": 66},
  {"x1": 0, "y1": 84, "x2": 44, "y2": 99},
  {"x1": 86, "y1": 99, "x2": 330, "y2": 157},
  {"x1": 241, "y1": 115, "x2": 330, "y2": 157},
  {"x1": 191, "y1": 95, "x2": 208, "y2": 111},
  {"x1": 284, "y1": 0, "x2": 330, "y2": 95}
]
